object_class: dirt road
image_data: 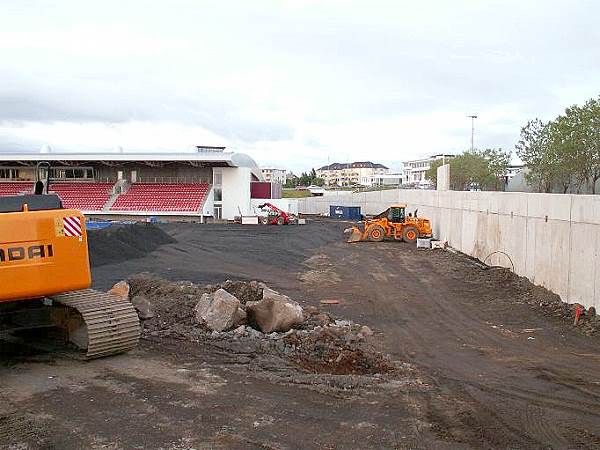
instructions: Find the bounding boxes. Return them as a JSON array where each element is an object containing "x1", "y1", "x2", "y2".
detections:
[{"x1": 2, "y1": 221, "x2": 599, "y2": 449}]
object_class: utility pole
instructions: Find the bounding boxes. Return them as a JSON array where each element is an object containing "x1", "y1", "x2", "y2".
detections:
[{"x1": 467, "y1": 114, "x2": 478, "y2": 151}]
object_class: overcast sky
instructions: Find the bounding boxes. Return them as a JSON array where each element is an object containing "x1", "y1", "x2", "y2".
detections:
[{"x1": 1, "y1": 0, "x2": 598, "y2": 172}]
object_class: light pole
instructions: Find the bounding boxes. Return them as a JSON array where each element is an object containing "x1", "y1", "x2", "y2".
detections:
[{"x1": 467, "y1": 114, "x2": 478, "y2": 151}]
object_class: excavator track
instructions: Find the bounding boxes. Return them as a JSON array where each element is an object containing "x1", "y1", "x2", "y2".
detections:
[{"x1": 49, "y1": 289, "x2": 140, "y2": 359}]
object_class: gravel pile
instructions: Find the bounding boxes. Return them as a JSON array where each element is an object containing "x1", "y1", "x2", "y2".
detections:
[{"x1": 88, "y1": 223, "x2": 176, "y2": 267}]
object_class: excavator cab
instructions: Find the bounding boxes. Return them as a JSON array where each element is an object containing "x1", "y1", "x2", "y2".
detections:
[{"x1": 0, "y1": 162, "x2": 140, "y2": 358}]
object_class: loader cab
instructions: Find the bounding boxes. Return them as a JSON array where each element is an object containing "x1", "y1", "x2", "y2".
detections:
[{"x1": 388, "y1": 206, "x2": 406, "y2": 224}]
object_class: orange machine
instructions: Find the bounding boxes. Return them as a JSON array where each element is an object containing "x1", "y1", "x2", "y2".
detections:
[
  {"x1": 345, "y1": 204, "x2": 432, "y2": 243},
  {"x1": 0, "y1": 163, "x2": 139, "y2": 358}
]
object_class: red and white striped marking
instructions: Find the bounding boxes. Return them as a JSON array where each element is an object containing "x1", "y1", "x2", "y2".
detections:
[{"x1": 63, "y1": 216, "x2": 82, "y2": 237}]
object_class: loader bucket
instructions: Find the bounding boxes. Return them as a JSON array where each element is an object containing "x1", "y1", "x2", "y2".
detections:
[{"x1": 345, "y1": 226, "x2": 363, "y2": 243}]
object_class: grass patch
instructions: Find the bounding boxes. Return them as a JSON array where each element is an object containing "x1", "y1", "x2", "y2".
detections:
[{"x1": 282, "y1": 189, "x2": 312, "y2": 198}]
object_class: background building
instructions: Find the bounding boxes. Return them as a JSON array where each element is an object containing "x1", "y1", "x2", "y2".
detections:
[
  {"x1": 260, "y1": 167, "x2": 286, "y2": 184},
  {"x1": 371, "y1": 173, "x2": 404, "y2": 187},
  {"x1": 403, "y1": 154, "x2": 455, "y2": 187},
  {"x1": 0, "y1": 146, "x2": 265, "y2": 220},
  {"x1": 316, "y1": 162, "x2": 389, "y2": 187}
]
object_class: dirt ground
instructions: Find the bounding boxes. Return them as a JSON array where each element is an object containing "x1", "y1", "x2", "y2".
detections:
[{"x1": 2, "y1": 221, "x2": 600, "y2": 449}]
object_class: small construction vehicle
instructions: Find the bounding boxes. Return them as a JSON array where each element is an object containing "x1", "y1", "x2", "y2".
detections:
[
  {"x1": 257, "y1": 202, "x2": 296, "y2": 225},
  {"x1": 345, "y1": 204, "x2": 432, "y2": 243},
  {"x1": 0, "y1": 163, "x2": 140, "y2": 358}
]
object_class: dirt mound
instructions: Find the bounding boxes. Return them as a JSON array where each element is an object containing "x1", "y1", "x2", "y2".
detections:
[
  {"x1": 286, "y1": 327, "x2": 394, "y2": 375},
  {"x1": 480, "y1": 267, "x2": 600, "y2": 335},
  {"x1": 125, "y1": 274, "x2": 395, "y2": 377},
  {"x1": 88, "y1": 223, "x2": 176, "y2": 267},
  {"x1": 220, "y1": 280, "x2": 264, "y2": 304},
  {"x1": 435, "y1": 250, "x2": 600, "y2": 336},
  {"x1": 127, "y1": 273, "x2": 207, "y2": 337}
]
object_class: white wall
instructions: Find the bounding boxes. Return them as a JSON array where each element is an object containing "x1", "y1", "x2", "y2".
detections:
[
  {"x1": 437, "y1": 164, "x2": 450, "y2": 191},
  {"x1": 222, "y1": 167, "x2": 252, "y2": 220},
  {"x1": 298, "y1": 189, "x2": 600, "y2": 310},
  {"x1": 203, "y1": 186, "x2": 214, "y2": 216}
]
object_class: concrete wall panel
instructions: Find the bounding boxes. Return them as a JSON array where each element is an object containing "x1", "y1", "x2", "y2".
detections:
[
  {"x1": 571, "y1": 195, "x2": 600, "y2": 225},
  {"x1": 569, "y1": 223, "x2": 597, "y2": 306},
  {"x1": 527, "y1": 193, "x2": 572, "y2": 221}
]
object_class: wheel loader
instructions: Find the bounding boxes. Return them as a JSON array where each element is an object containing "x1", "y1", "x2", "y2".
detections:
[
  {"x1": 345, "y1": 204, "x2": 432, "y2": 243},
  {"x1": 0, "y1": 163, "x2": 140, "y2": 358}
]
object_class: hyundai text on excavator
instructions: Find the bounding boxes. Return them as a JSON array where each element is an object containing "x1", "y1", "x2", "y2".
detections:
[
  {"x1": 345, "y1": 204, "x2": 432, "y2": 243},
  {"x1": 0, "y1": 163, "x2": 140, "y2": 358}
]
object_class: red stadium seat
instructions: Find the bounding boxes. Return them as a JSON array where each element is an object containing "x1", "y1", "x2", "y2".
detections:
[
  {"x1": 110, "y1": 183, "x2": 210, "y2": 213},
  {"x1": 0, "y1": 182, "x2": 34, "y2": 196},
  {"x1": 0, "y1": 181, "x2": 113, "y2": 211},
  {"x1": 49, "y1": 182, "x2": 113, "y2": 211}
]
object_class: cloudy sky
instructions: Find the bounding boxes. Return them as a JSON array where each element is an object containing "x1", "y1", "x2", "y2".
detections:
[{"x1": 1, "y1": 0, "x2": 598, "y2": 172}]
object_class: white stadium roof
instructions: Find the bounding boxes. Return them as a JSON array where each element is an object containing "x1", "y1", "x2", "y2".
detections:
[{"x1": 0, "y1": 148, "x2": 263, "y2": 179}]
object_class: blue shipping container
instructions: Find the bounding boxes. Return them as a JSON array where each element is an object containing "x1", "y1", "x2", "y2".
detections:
[{"x1": 330, "y1": 205, "x2": 362, "y2": 220}]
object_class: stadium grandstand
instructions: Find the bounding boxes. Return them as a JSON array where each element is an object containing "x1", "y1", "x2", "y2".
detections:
[{"x1": 0, "y1": 146, "x2": 266, "y2": 221}]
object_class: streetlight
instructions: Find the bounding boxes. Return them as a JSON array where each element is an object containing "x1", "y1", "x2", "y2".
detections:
[{"x1": 467, "y1": 114, "x2": 478, "y2": 151}]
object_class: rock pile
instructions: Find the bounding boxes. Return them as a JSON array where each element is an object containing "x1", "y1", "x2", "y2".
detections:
[
  {"x1": 112, "y1": 274, "x2": 394, "y2": 376},
  {"x1": 120, "y1": 275, "x2": 306, "y2": 334}
]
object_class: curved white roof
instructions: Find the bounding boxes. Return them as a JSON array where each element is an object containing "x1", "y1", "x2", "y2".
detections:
[{"x1": 0, "y1": 149, "x2": 264, "y2": 180}]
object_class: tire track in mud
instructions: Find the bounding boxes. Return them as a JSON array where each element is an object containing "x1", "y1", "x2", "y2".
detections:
[
  {"x1": 313, "y1": 240, "x2": 600, "y2": 448},
  {"x1": 522, "y1": 404, "x2": 569, "y2": 449}
]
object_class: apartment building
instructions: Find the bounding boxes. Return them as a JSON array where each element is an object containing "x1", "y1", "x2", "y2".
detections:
[
  {"x1": 260, "y1": 167, "x2": 286, "y2": 184},
  {"x1": 316, "y1": 162, "x2": 389, "y2": 187}
]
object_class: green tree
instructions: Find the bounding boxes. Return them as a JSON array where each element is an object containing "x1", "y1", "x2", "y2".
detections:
[
  {"x1": 516, "y1": 119, "x2": 554, "y2": 192},
  {"x1": 547, "y1": 114, "x2": 580, "y2": 193},
  {"x1": 296, "y1": 168, "x2": 323, "y2": 187},
  {"x1": 425, "y1": 149, "x2": 510, "y2": 191},
  {"x1": 516, "y1": 96, "x2": 600, "y2": 194},
  {"x1": 574, "y1": 98, "x2": 600, "y2": 193},
  {"x1": 426, "y1": 159, "x2": 443, "y2": 186},
  {"x1": 482, "y1": 148, "x2": 511, "y2": 190}
]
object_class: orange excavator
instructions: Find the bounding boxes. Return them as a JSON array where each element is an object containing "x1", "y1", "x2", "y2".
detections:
[
  {"x1": 345, "y1": 204, "x2": 432, "y2": 243},
  {"x1": 0, "y1": 163, "x2": 140, "y2": 358}
]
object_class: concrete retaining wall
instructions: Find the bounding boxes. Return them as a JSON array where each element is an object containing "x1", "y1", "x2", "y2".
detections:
[{"x1": 298, "y1": 190, "x2": 600, "y2": 310}]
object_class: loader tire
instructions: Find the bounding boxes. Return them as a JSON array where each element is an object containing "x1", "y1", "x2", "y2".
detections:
[
  {"x1": 261, "y1": 216, "x2": 269, "y2": 225},
  {"x1": 276, "y1": 216, "x2": 285, "y2": 225},
  {"x1": 367, "y1": 225, "x2": 385, "y2": 242},
  {"x1": 402, "y1": 226, "x2": 419, "y2": 243}
]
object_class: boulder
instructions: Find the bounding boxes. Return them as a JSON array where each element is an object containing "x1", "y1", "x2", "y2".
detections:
[
  {"x1": 262, "y1": 287, "x2": 281, "y2": 298},
  {"x1": 194, "y1": 289, "x2": 246, "y2": 332},
  {"x1": 358, "y1": 325, "x2": 374, "y2": 339},
  {"x1": 108, "y1": 280, "x2": 130, "y2": 300},
  {"x1": 131, "y1": 294, "x2": 154, "y2": 320},
  {"x1": 247, "y1": 291, "x2": 304, "y2": 333}
]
